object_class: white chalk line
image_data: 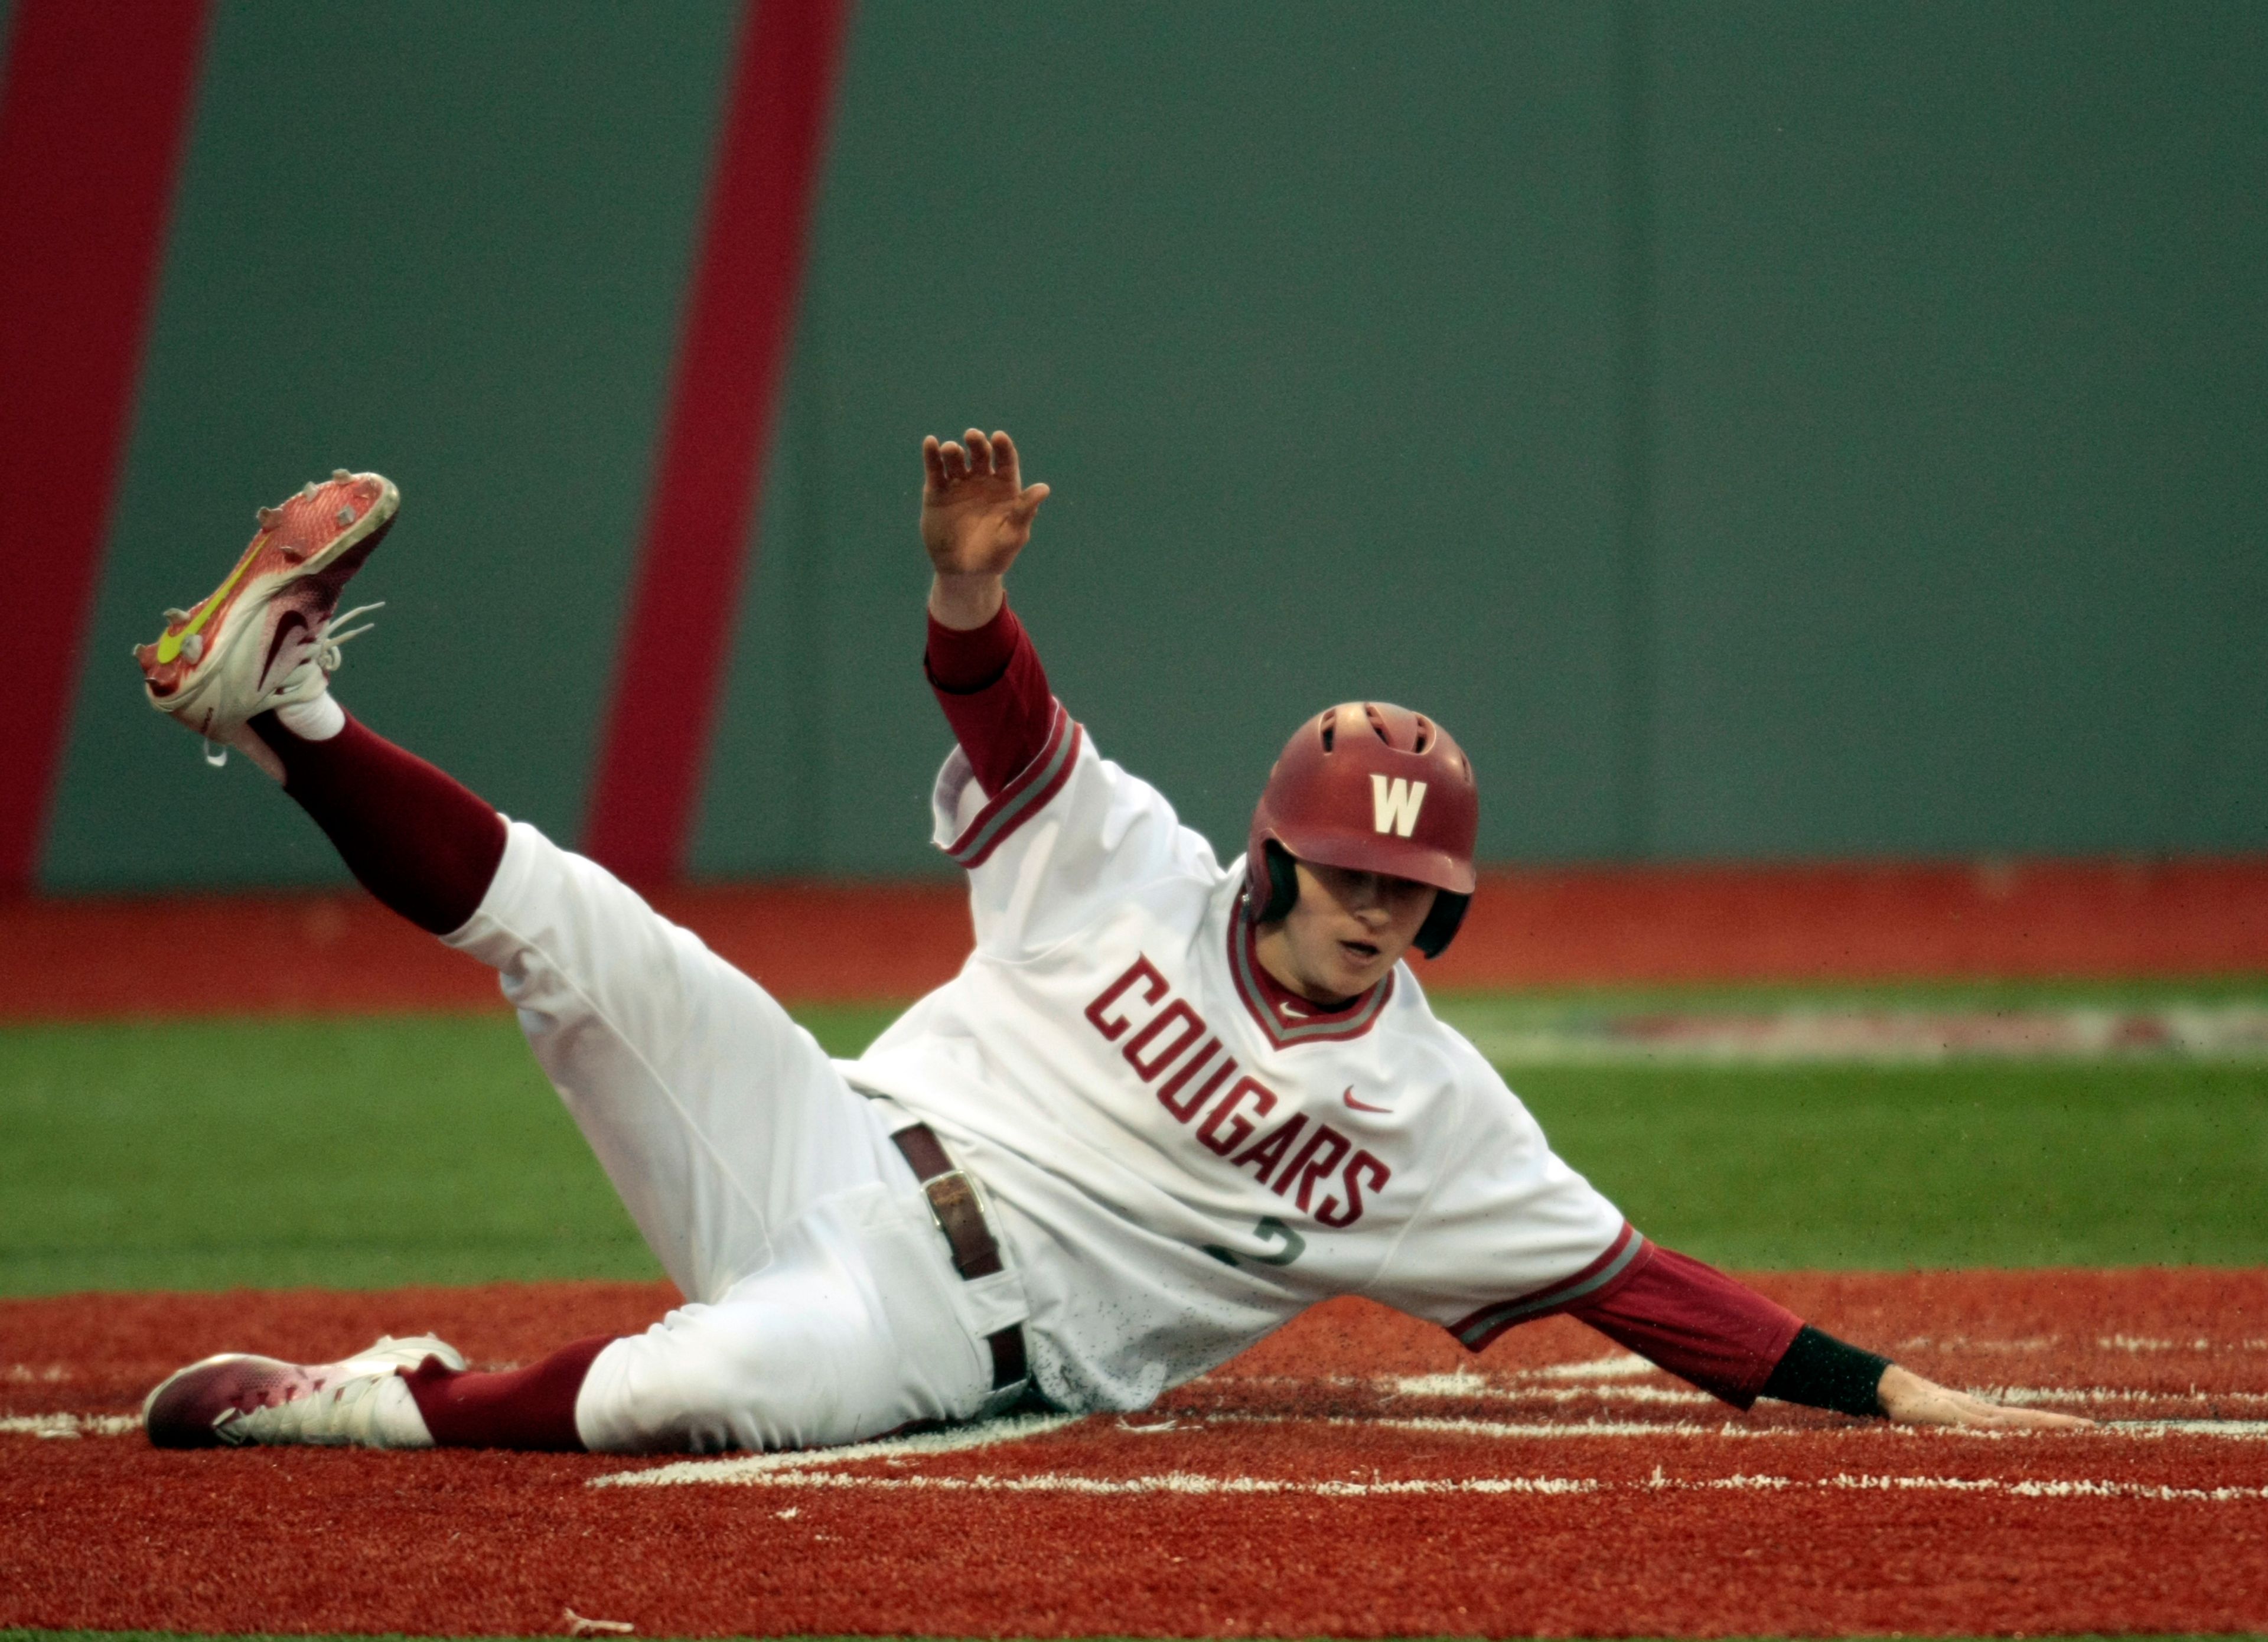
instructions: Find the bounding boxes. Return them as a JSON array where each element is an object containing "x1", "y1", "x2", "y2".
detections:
[
  {"x1": 1454, "y1": 1000, "x2": 2268, "y2": 1066},
  {"x1": 1385, "y1": 1384, "x2": 2268, "y2": 1410},
  {"x1": 598, "y1": 1467, "x2": 1602, "y2": 1496},
  {"x1": 1249, "y1": 1413, "x2": 2256, "y2": 1443},
  {"x1": 1390, "y1": 1372, "x2": 1713, "y2": 1405},
  {"x1": 1821, "y1": 1471, "x2": 2268, "y2": 1502},
  {"x1": 2101, "y1": 1420, "x2": 2268, "y2": 1438},
  {"x1": 591, "y1": 1413, "x2": 1081, "y2": 1486},
  {"x1": 595, "y1": 1405, "x2": 2268, "y2": 1491},
  {"x1": 0, "y1": 1413, "x2": 139, "y2": 1439},
  {"x1": 1203, "y1": 1405, "x2": 2268, "y2": 1441},
  {"x1": 1659, "y1": 1467, "x2": 2268, "y2": 1501},
  {"x1": 1382, "y1": 1383, "x2": 2268, "y2": 1412},
  {"x1": 1892, "y1": 1335, "x2": 2268, "y2": 1354},
  {"x1": 1366, "y1": 1414, "x2": 1825, "y2": 1441},
  {"x1": 1528, "y1": 1353, "x2": 1656, "y2": 1382},
  {"x1": 1987, "y1": 1387, "x2": 2268, "y2": 1408},
  {"x1": 597, "y1": 1462, "x2": 2268, "y2": 1503}
]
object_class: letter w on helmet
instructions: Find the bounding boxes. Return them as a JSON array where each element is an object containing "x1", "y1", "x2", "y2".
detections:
[{"x1": 1370, "y1": 774, "x2": 1428, "y2": 837}]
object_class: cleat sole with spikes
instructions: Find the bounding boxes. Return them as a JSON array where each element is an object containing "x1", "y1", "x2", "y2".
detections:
[{"x1": 135, "y1": 471, "x2": 399, "y2": 747}]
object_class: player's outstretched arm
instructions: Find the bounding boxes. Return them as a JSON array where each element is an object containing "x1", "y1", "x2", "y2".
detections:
[
  {"x1": 922, "y1": 428, "x2": 1050, "y2": 631},
  {"x1": 1573, "y1": 1246, "x2": 2094, "y2": 1431},
  {"x1": 1875, "y1": 1363, "x2": 2092, "y2": 1431}
]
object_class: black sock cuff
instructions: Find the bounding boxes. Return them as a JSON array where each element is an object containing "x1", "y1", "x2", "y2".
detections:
[{"x1": 1761, "y1": 1324, "x2": 1892, "y2": 1418}]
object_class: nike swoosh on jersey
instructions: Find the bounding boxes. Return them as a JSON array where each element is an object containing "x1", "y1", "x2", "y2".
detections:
[{"x1": 1342, "y1": 1086, "x2": 1393, "y2": 1114}]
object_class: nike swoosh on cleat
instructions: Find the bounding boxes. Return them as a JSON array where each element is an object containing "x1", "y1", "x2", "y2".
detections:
[
  {"x1": 1342, "y1": 1086, "x2": 1392, "y2": 1114},
  {"x1": 260, "y1": 609, "x2": 309, "y2": 689}
]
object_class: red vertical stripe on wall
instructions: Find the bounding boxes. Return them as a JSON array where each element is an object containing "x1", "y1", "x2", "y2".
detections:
[
  {"x1": 0, "y1": 0, "x2": 211, "y2": 893},
  {"x1": 582, "y1": 0, "x2": 852, "y2": 884}
]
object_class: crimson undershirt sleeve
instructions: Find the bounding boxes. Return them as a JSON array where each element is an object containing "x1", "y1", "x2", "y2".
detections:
[
  {"x1": 1566, "y1": 1243, "x2": 1807, "y2": 1410},
  {"x1": 926, "y1": 602, "x2": 1057, "y2": 796}
]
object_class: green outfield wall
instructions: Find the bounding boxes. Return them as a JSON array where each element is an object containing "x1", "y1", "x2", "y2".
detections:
[{"x1": 17, "y1": 0, "x2": 2266, "y2": 891}]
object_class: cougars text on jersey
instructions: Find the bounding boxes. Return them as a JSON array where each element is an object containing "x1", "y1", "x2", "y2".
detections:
[{"x1": 1083, "y1": 955, "x2": 1392, "y2": 1228}]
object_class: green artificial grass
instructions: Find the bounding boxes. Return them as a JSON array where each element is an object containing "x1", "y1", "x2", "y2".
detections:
[
  {"x1": 0, "y1": 989, "x2": 2263, "y2": 1295},
  {"x1": 1428, "y1": 978, "x2": 2268, "y2": 1269},
  {"x1": 0, "y1": 1005, "x2": 902, "y2": 1296},
  {"x1": 0, "y1": 1017, "x2": 649, "y2": 1295},
  {"x1": 1508, "y1": 1059, "x2": 2267, "y2": 1269}
]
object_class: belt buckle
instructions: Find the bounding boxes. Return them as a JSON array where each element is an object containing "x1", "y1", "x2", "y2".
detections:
[
  {"x1": 923, "y1": 1168, "x2": 1005, "y2": 1280},
  {"x1": 924, "y1": 1166, "x2": 977, "y2": 1233}
]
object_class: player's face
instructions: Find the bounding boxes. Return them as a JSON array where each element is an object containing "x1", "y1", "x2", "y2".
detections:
[{"x1": 1263, "y1": 859, "x2": 1437, "y2": 1002}]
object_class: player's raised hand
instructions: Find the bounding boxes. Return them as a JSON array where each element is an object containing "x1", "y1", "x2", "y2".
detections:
[
  {"x1": 1875, "y1": 1364, "x2": 2095, "y2": 1431},
  {"x1": 922, "y1": 429, "x2": 1049, "y2": 578}
]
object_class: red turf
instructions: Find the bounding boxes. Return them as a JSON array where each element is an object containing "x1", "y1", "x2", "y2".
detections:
[
  {"x1": 6, "y1": 855, "x2": 2268, "y2": 1019},
  {"x1": 3, "y1": 1269, "x2": 2265, "y2": 1636}
]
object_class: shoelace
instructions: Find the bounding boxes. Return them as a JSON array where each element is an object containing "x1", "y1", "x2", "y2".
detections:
[
  {"x1": 200, "y1": 602, "x2": 387, "y2": 767},
  {"x1": 318, "y1": 601, "x2": 384, "y2": 667}
]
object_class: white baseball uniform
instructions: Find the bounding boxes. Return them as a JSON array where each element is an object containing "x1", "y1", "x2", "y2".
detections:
[
  {"x1": 449, "y1": 702, "x2": 1631, "y2": 1447},
  {"x1": 849, "y1": 703, "x2": 1634, "y2": 1411}
]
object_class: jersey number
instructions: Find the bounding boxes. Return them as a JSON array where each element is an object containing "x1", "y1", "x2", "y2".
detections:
[{"x1": 1204, "y1": 1216, "x2": 1306, "y2": 1269}]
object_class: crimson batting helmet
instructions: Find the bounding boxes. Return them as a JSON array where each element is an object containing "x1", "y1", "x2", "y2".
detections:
[{"x1": 1244, "y1": 701, "x2": 1480, "y2": 957}]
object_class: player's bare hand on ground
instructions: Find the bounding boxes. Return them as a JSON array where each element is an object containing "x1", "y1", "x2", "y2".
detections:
[
  {"x1": 923, "y1": 429, "x2": 1049, "y2": 628},
  {"x1": 1875, "y1": 1364, "x2": 2094, "y2": 1431}
]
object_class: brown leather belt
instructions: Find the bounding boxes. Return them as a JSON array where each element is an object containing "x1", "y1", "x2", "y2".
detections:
[{"x1": 890, "y1": 1122, "x2": 1027, "y2": 1392}]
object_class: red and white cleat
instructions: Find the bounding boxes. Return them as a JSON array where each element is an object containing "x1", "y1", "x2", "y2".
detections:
[
  {"x1": 133, "y1": 470, "x2": 399, "y2": 757},
  {"x1": 142, "y1": 1333, "x2": 462, "y2": 1449}
]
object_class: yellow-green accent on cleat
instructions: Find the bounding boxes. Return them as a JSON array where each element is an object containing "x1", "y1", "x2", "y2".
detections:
[{"x1": 154, "y1": 537, "x2": 268, "y2": 666}]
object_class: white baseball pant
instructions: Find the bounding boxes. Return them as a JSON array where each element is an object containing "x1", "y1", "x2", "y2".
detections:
[{"x1": 445, "y1": 822, "x2": 1029, "y2": 1454}]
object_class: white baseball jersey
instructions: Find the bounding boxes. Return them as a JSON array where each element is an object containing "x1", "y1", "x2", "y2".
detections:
[{"x1": 845, "y1": 705, "x2": 1634, "y2": 1413}]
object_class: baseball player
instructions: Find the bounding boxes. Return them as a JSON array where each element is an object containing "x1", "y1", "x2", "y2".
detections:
[{"x1": 135, "y1": 433, "x2": 2085, "y2": 1453}]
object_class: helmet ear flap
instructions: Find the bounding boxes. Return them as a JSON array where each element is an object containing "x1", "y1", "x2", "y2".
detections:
[
  {"x1": 1412, "y1": 890, "x2": 1468, "y2": 959},
  {"x1": 1258, "y1": 840, "x2": 1300, "y2": 923}
]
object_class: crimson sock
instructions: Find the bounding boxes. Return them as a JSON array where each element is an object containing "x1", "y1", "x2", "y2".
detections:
[
  {"x1": 251, "y1": 711, "x2": 509, "y2": 935},
  {"x1": 402, "y1": 1335, "x2": 613, "y2": 1451}
]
